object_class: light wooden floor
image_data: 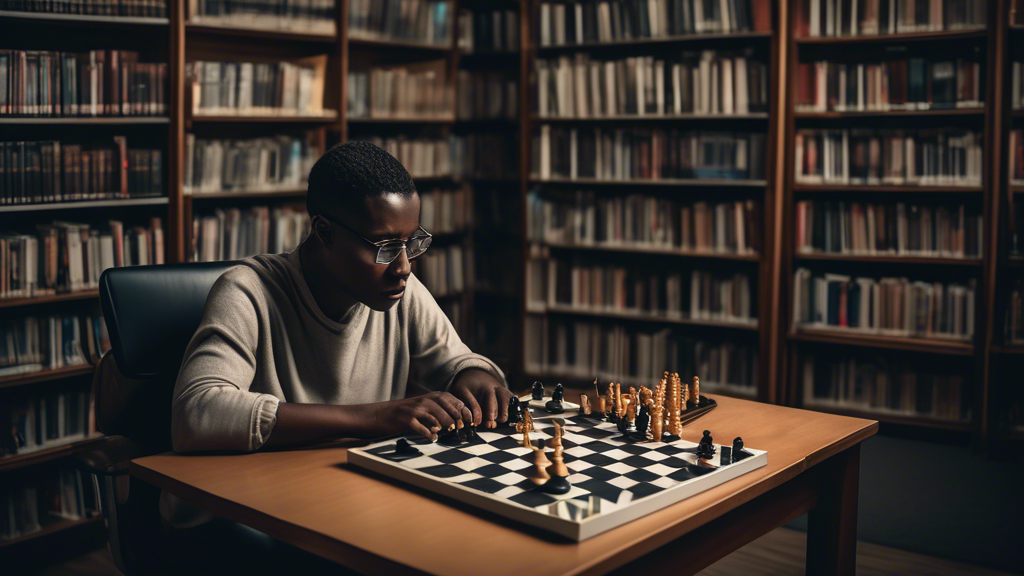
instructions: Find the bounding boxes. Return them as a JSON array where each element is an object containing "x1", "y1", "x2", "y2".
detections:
[{"x1": 25, "y1": 527, "x2": 1013, "y2": 576}]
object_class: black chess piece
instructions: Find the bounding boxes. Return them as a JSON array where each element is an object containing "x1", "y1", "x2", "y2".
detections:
[
  {"x1": 634, "y1": 405, "x2": 651, "y2": 441},
  {"x1": 540, "y1": 475, "x2": 571, "y2": 495},
  {"x1": 545, "y1": 383, "x2": 565, "y2": 414},
  {"x1": 463, "y1": 425, "x2": 479, "y2": 442},
  {"x1": 507, "y1": 397, "x2": 523, "y2": 424},
  {"x1": 731, "y1": 437, "x2": 745, "y2": 463},
  {"x1": 696, "y1": 430, "x2": 716, "y2": 460},
  {"x1": 532, "y1": 381, "x2": 545, "y2": 400},
  {"x1": 439, "y1": 427, "x2": 462, "y2": 446},
  {"x1": 616, "y1": 414, "x2": 631, "y2": 438},
  {"x1": 394, "y1": 438, "x2": 419, "y2": 455}
]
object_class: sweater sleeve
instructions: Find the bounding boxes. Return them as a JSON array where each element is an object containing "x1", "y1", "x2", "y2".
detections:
[
  {"x1": 405, "y1": 274, "x2": 507, "y2": 393},
  {"x1": 172, "y1": 267, "x2": 281, "y2": 453}
]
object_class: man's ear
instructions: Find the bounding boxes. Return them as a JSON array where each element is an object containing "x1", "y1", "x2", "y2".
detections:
[{"x1": 314, "y1": 217, "x2": 332, "y2": 248}]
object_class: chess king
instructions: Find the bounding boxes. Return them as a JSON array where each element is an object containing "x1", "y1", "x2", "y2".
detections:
[{"x1": 166, "y1": 142, "x2": 510, "y2": 543}]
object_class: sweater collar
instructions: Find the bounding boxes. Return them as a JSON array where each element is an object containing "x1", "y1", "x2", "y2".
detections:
[{"x1": 285, "y1": 248, "x2": 365, "y2": 332}]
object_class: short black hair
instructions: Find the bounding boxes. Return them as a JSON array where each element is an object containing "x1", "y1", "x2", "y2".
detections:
[{"x1": 306, "y1": 141, "x2": 417, "y2": 219}]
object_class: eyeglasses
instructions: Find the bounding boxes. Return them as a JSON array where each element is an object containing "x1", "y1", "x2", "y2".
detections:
[{"x1": 318, "y1": 213, "x2": 432, "y2": 264}]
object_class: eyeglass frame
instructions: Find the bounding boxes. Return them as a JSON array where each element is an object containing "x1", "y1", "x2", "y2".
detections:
[{"x1": 316, "y1": 212, "x2": 433, "y2": 264}]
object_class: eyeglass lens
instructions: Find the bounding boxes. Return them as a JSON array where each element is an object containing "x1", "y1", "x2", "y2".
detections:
[{"x1": 377, "y1": 236, "x2": 432, "y2": 263}]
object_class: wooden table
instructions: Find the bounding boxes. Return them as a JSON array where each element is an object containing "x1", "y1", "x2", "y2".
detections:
[{"x1": 131, "y1": 395, "x2": 877, "y2": 576}]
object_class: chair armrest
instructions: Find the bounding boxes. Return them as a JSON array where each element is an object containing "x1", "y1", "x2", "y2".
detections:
[{"x1": 75, "y1": 435, "x2": 151, "y2": 477}]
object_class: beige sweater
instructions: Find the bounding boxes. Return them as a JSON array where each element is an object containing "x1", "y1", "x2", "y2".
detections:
[{"x1": 171, "y1": 249, "x2": 506, "y2": 453}]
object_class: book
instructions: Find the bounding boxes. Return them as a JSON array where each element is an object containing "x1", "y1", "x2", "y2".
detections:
[{"x1": 192, "y1": 206, "x2": 309, "y2": 262}]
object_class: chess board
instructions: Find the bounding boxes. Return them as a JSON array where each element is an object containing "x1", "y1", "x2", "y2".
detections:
[{"x1": 348, "y1": 401, "x2": 767, "y2": 541}]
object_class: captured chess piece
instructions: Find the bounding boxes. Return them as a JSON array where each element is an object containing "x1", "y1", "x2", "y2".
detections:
[
  {"x1": 532, "y1": 381, "x2": 545, "y2": 401},
  {"x1": 696, "y1": 430, "x2": 716, "y2": 461},
  {"x1": 545, "y1": 383, "x2": 565, "y2": 414}
]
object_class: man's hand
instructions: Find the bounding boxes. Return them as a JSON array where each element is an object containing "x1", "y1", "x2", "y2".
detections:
[
  {"x1": 370, "y1": 392, "x2": 473, "y2": 440},
  {"x1": 450, "y1": 369, "x2": 512, "y2": 429}
]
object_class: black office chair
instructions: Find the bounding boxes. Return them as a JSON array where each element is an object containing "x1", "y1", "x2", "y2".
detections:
[{"x1": 75, "y1": 261, "x2": 237, "y2": 575}]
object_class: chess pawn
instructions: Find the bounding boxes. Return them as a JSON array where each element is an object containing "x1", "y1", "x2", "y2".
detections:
[
  {"x1": 692, "y1": 376, "x2": 700, "y2": 405},
  {"x1": 596, "y1": 395, "x2": 607, "y2": 416},
  {"x1": 650, "y1": 411, "x2": 664, "y2": 441},
  {"x1": 625, "y1": 397, "x2": 636, "y2": 424},
  {"x1": 580, "y1": 394, "x2": 592, "y2": 415},
  {"x1": 528, "y1": 447, "x2": 552, "y2": 486},
  {"x1": 541, "y1": 447, "x2": 571, "y2": 495},
  {"x1": 546, "y1": 421, "x2": 564, "y2": 449}
]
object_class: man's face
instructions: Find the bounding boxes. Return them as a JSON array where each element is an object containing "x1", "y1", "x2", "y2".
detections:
[{"x1": 321, "y1": 192, "x2": 421, "y2": 312}]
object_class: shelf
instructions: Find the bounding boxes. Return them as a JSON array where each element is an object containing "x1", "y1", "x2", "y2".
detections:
[
  {"x1": 0, "y1": 197, "x2": 168, "y2": 213},
  {"x1": 1010, "y1": 185, "x2": 1024, "y2": 193},
  {"x1": 0, "y1": 116, "x2": 169, "y2": 125},
  {"x1": 794, "y1": 29, "x2": 986, "y2": 45},
  {"x1": 185, "y1": 22, "x2": 336, "y2": 43},
  {"x1": 794, "y1": 108, "x2": 985, "y2": 119},
  {"x1": 789, "y1": 329, "x2": 974, "y2": 356},
  {"x1": 531, "y1": 305, "x2": 759, "y2": 331},
  {"x1": 0, "y1": 435, "x2": 105, "y2": 474},
  {"x1": 1003, "y1": 427, "x2": 1024, "y2": 441},
  {"x1": 536, "y1": 31, "x2": 772, "y2": 53},
  {"x1": 348, "y1": 116, "x2": 457, "y2": 124},
  {"x1": 190, "y1": 112, "x2": 338, "y2": 123},
  {"x1": 188, "y1": 189, "x2": 306, "y2": 200},
  {"x1": 0, "y1": 516, "x2": 104, "y2": 549},
  {"x1": 801, "y1": 404, "x2": 971, "y2": 431},
  {"x1": 991, "y1": 345, "x2": 1024, "y2": 355},
  {"x1": 532, "y1": 177, "x2": 768, "y2": 188},
  {"x1": 0, "y1": 10, "x2": 168, "y2": 25},
  {"x1": 348, "y1": 35, "x2": 453, "y2": 51},
  {"x1": 792, "y1": 183, "x2": 983, "y2": 193},
  {"x1": 794, "y1": 253, "x2": 983, "y2": 266},
  {"x1": 536, "y1": 113, "x2": 769, "y2": 121},
  {"x1": 543, "y1": 242, "x2": 760, "y2": 261},
  {"x1": 0, "y1": 365, "x2": 94, "y2": 390},
  {"x1": 0, "y1": 290, "x2": 100, "y2": 309}
]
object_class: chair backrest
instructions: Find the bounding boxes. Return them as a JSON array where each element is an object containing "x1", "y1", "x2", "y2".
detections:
[{"x1": 96, "y1": 261, "x2": 237, "y2": 448}]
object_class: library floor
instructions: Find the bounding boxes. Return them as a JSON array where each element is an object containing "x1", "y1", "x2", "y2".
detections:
[{"x1": 23, "y1": 526, "x2": 1013, "y2": 576}]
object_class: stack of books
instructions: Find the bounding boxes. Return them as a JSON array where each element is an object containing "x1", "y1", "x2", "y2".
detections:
[
  {"x1": 457, "y1": 8, "x2": 519, "y2": 53},
  {"x1": 348, "y1": 0, "x2": 451, "y2": 45},
  {"x1": 356, "y1": 136, "x2": 453, "y2": 179},
  {"x1": 794, "y1": 129, "x2": 983, "y2": 186},
  {"x1": 0, "y1": 390, "x2": 99, "y2": 455},
  {"x1": 192, "y1": 206, "x2": 309, "y2": 262},
  {"x1": 529, "y1": 190, "x2": 760, "y2": 255},
  {"x1": 795, "y1": 0, "x2": 985, "y2": 37},
  {"x1": 795, "y1": 200, "x2": 982, "y2": 258},
  {"x1": 1, "y1": 138, "x2": 163, "y2": 204},
  {"x1": 348, "y1": 63, "x2": 455, "y2": 120},
  {"x1": 0, "y1": 312, "x2": 110, "y2": 377},
  {"x1": 188, "y1": 0, "x2": 335, "y2": 34},
  {"x1": 456, "y1": 71, "x2": 518, "y2": 120},
  {"x1": 795, "y1": 56, "x2": 984, "y2": 112},
  {"x1": 0, "y1": 466, "x2": 99, "y2": 542},
  {"x1": 0, "y1": 50, "x2": 167, "y2": 117},
  {"x1": 450, "y1": 134, "x2": 518, "y2": 180},
  {"x1": 1, "y1": 218, "x2": 165, "y2": 299},
  {"x1": 420, "y1": 187, "x2": 471, "y2": 234},
  {"x1": 188, "y1": 57, "x2": 331, "y2": 117},
  {"x1": 791, "y1": 268, "x2": 976, "y2": 341},
  {"x1": 0, "y1": 0, "x2": 167, "y2": 18},
  {"x1": 183, "y1": 135, "x2": 319, "y2": 195},
  {"x1": 416, "y1": 245, "x2": 466, "y2": 298},
  {"x1": 537, "y1": 50, "x2": 769, "y2": 118}
]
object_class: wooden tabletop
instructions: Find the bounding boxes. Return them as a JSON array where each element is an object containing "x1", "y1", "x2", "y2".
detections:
[{"x1": 131, "y1": 395, "x2": 877, "y2": 576}]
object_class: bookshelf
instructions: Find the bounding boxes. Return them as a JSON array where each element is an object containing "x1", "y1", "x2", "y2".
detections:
[
  {"x1": 521, "y1": 0, "x2": 781, "y2": 403},
  {"x1": 781, "y1": 0, "x2": 1000, "y2": 438}
]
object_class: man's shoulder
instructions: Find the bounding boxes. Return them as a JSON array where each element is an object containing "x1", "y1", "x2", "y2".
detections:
[{"x1": 210, "y1": 253, "x2": 292, "y2": 302}]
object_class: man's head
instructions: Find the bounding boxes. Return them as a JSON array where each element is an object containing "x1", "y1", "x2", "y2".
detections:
[{"x1": 305, "y1": 141, "x2": 426, "y2": 312}]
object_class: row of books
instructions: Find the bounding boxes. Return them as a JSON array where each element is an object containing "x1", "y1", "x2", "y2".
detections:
[
  {"x1": 450, "y1": 133, "x2": 519, "y2": 181},
  {"x1": 795, "y1": 201, "x2": 983, "y2": 258},
  {"x1": 183, "y1": 134, "x2": 319, "y2": 195},
  {"x1": 1007, "y1": 130, "x2": 1024, "y2": 185},
  {"x1": 524, "y1": 316, "x2": 758, "y2": 393},
  {"x1": 192, "y1": 206, "x2": 309, "y2": 262},
  {"x1": 457, "y1": 8, "x2": 520, "y2": 53},
  {"x1": 188, "y1": 57, "x2": 331, "y2": 117},
  {"x1": 0, "y1": 0, "x2": 166, "y2": 16},
  {"x1": 538, "y1": 0, "x2": 771, "y2": 46},
  {"x1": 527, "y1": 191, "x2": 761, "y2": 255},
  {"x1": 0, "y1": 389, "x2": 98, "y2": 456},
  {"x1": 537, "y1": 51, "x2": 769, "y2": 118},
  {"x1": 416, "y1": 244, "x2": 466, "y2": 298},
  {"x1": 0, "y1": 50, "x2": 167, "y2": 117},
  {"x1": 1004, "y1": 281, "x2": 1024, "y2": 345},
  {"x1": 795, "y1": 0, "x2": 986, "y2": 37},
  {"x1": 347, "y1": 64, "x2": 455, "y2": 120},
  {"x1": 1, "y1": 218, "x2": 165, "y2": 299},
  {"x1": 802, "y1": 354, "x2": 967, "y2": 421},
  {"x1": 456, "y1": 71, "x2": 517, "y2": 120},
  {"x1": 420, "y1": 187, "x2": 470, "y2": 235},
  {"x1": 794, "y1": 56, "x2": 984, "y2": 113},
  {"x1": 0, "y1": 312, "x2": 110, "y2": 377},
  {"x1": 791, "y1": 268, "x2": 976, "y2": 340},
  {"x1": 1011, "y1": 62, "x2": 1024, "y2": 111},
  {"x1": 186, "y1": 0, "x2": 335, "y2": 34},
  {"x1": 528, "y1": 259, "x2": 756, "y2": 324},
  {"x1": 534, "y1": 127, "x2": 767, "y2": 181},
  {"x1": 0, "y1": 466, "x2": 99, "y2": 542},
  {"x1": 347, "y1": 0, "x2": 451, "y2": 45},
  {"x1": 1, "y1": 139, "x2": 163, "y2": 205},
  {"x1": 794, "y1": 129, "x2": 982, "y2": 186},
  {"x1": 356, "y1": 136, "x2": 453, "y2": 179}
]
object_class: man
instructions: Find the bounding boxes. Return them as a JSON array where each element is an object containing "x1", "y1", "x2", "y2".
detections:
[
  {"x1": 166, "y1": 141, "x2": 511, "y2": 573},
  {"x1": 173, "y1": 141, "x2": 511, "y2": 453}
]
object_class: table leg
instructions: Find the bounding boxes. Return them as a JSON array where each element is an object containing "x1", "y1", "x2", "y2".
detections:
[{"x1": 806, "y1": 444, "x2": 861, "y2": 576}]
